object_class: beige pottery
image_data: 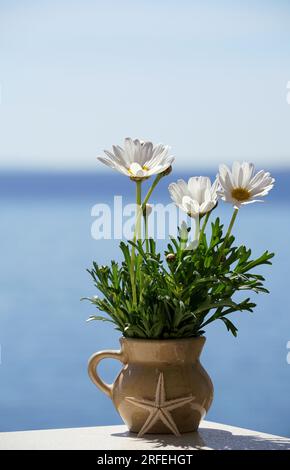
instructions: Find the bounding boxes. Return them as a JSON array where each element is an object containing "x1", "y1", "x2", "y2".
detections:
[{"x1": 88, "y1": 336, "x2": 213, "y2": 436}]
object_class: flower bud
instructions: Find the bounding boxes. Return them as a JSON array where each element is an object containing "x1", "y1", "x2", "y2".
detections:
[
  {"x1": 166, "y1": 253, "x2": 176, "y2": 263},
  {"x1": 179, "y1": 221, "x2": 188, "y2": 243}
]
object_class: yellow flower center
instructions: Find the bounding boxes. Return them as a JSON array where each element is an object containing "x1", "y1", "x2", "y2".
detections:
[
  {"x1": 128, "y1": 164, "x2": 151, "y2": 181},
  {"x1": 231, "y1": 187, "x2": 251, "y2": 201},
  {"x1": 128, "y1": 165, "x2": 149, "y2": 176}
]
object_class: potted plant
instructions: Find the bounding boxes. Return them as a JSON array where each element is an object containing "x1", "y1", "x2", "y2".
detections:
[{"x1": 85, "y1": 138, "x2": 274, "y2": 437}]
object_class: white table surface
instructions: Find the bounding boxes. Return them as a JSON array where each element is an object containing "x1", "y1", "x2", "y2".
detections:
[{"x1": 0, "y1": 421, "x2": 289, "y2": 450}]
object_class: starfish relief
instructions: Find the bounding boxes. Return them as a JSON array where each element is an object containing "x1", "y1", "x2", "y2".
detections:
[{"x1": 125, "y1": 372, "x2": 193, "y2": 437}]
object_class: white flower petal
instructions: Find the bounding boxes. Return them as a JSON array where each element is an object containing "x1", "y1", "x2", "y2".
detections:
[
  {"x1": 168, "y1": 183, "x2": 184, "y2": 206},
  {"x1": 132, "y1": 139, "x2": 142, "y2": 164},
  {"x1": 97, "y1": 156, "x2": 115, "y2": 169},
  {"x1": 232, "y1": 161, "x2": 242, "y2": 186},
  {"x1": 182, "y1": 196, "x2": 200, "y2": 217},
  {"x1": 211, "y1": 177, "x2": 220, "y2": 202},
  {"x1": 250, "y1": 185, "x2": 274, "y2": 198},
  {"x1": 219, "y1": 164, "x2": 234, "y2": 191},
  {"x1": 145, "y1": 155, "x2": 162, "y2": 169},
  {"x1": 241, "y1": 162, "x2": 255, "y2": 186},
  {"x1": 124, "y1": 137, "x2": 136, "y2": 164},
  {"x1": 200, "y1": 200, "x2": 215, "y2": 214},
  {"x1": 146, "y1": 163, "x2": 169, "y2": 176},
  {"x1": 97, "y1": 157, "x2": 129, "y2": 175},
  {"x1": 176, "y1": 179, "x2": 191, "y2": 196},
  {"x1": 188, "y1": 177, "x2": 201, "y2": 202},
  {"x1": 141, "y1": 141, "x2": 153, "y2": 165},
  {"x1": 240, "y1": 199, "x2": 263, "y2": 205},
  {"x1": 219, "y1": 164, "x2": 231, "y2": 180},
  {"x1": 112, "y1": 145, "x2": 127, "y2": 167}
]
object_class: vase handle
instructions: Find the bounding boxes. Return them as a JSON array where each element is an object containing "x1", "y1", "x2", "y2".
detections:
[{"x1": 88, "y1": 349, "x2": 125, "y2": 398}]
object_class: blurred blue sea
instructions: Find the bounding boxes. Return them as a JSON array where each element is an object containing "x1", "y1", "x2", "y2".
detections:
[{"x1": 0, "y1": 170, "x2": 290, "y2": 437}]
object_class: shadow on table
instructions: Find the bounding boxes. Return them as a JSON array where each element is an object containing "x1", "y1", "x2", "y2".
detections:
[{"x1": 111, "y1": 427, "x2": 290, "y2": 450}]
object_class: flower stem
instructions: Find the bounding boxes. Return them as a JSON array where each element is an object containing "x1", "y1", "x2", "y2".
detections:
[
  {"x1": 194, "y1": 215, "x2": 200, "y2": 241},
  {"x1": 130, "y1": 181, "x2": 142, "y2": 306},
  {"x1": 132, "y1": 173, "x2": 163, "y2": 244},
  {"x1": 217, "y1": 208, "x2": 239, "y2": 264},
  {"x1": 141, "y1": 173, "x2": 163, "y2": 211},
  {"x1": 130, "y1": 174, "x2": 163, "y2": 306},
  {"x1": 136, "y1": 181, "x2": 142, "y2": 240},
  {"x1": 225, "y1": 207, "x2": 238, "y2": 242},
  {"x1": 135, "y1": 181, "x2": 143, "y2": 296},
  {"x1": 144, "y1": 212, "x2": 149, "y2": 252},
  {"x1": 199, "y1": 212, "x2": 210, "y2": 241},
  {"x1": 141, "y1": 173, "x2": 163, "y2": 253}
]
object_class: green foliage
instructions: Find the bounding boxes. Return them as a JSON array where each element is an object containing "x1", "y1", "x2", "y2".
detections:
[{"x1": 85, "y1": 218, "x2": 274, "y2": 338}]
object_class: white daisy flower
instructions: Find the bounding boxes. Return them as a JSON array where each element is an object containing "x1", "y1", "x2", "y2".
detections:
[
  {"x1": 168, "y1": 176, "x2": 220, "y2": 218},
  {"x1": 97, "y1": 137, "x2": 174, "y2": 181},
  {"x1": 218, "y1": 162, "x2": 275, "y2": 208}
]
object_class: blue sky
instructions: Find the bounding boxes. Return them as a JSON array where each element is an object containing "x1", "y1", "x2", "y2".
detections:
[{"x1": 0, "y1": 0, "x2": 290, "y2": 171}]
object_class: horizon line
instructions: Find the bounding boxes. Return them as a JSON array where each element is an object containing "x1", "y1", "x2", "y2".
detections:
[{"x1": 0, "y1": 166, "x2": 289, "y2": 176}]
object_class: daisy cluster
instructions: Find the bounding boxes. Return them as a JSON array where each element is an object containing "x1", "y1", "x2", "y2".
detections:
[
  {"x1": 86, "y1": 137, "x2": 275, "y2": 339},
  {"x1": 98, "y1": 138, "x2": 274, "y2": 215}
]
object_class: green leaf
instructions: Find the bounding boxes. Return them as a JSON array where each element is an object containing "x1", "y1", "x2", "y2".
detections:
[
  {"x1": 86, "y1": 315, "x2": 114, "y2": 323},
  {"x1": 220, "y1": 317, "x2": 238, "y2": 336},
  {"x1": 236, "y1": 251, "x2": 274, "y2": 273},
  {"x1": 84, "y1": 216, "x2": 273, "y2": 339}
]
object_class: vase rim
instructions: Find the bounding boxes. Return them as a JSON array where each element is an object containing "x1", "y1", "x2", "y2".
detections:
[
  {"x1": 120, "y1": 336, "x2": 206, "y2": 343},
  {"x1": 119, "y1": 336, "x2": 206, "y2": 363}
]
